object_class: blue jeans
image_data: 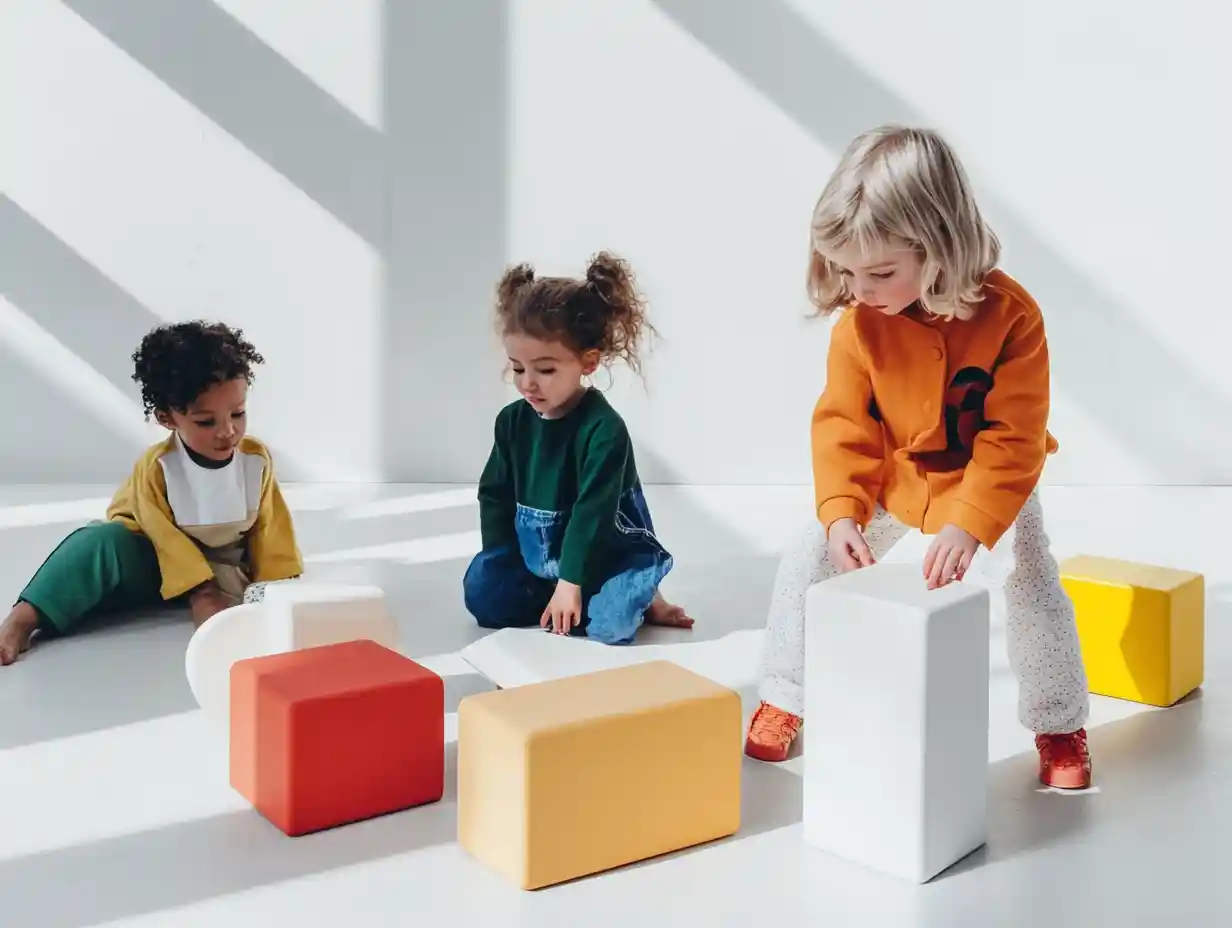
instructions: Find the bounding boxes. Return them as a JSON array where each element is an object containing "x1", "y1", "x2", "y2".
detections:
[{"x1": 463, "y1": 485, "x2": 673, "y2": 645}]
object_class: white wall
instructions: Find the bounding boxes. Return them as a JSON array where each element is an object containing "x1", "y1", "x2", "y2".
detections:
[{"x1": 4, "y1": 0, "x2": 1230, "y2": 486}]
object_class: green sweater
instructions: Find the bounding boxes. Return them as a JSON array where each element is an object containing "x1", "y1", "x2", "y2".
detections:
[{"x1": 477, "y1": 389, "x2": 639, "y2": 586}]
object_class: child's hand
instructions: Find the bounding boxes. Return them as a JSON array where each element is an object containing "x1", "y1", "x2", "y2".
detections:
[
  {"x1": 188, "y1": 581, "x2": 239, "y2": 628},
  {"x1": 827, "y1": 518, "x2": 875, "y2": 572},
  {"x1": 541, "y1": 580, "x2": 583, "y2": 635},
  {"x1": 923, "y1": 524, "x2": 979, "y2": 590}
]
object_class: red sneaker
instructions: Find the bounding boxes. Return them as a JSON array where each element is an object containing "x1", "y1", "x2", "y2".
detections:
[
  {"x1": 744, "y1": 702, "x2": 802, "y2": 763},
  {"x1": 1036, "y1": 728, "x2": 1092, "y2": 789}
]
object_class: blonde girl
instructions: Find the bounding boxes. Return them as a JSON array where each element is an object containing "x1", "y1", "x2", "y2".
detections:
[{"x1": 746, "y1": 126, "x2": 1091, "y2": 790}]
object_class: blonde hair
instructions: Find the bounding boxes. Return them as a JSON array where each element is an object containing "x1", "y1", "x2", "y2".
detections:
[{"x1": 806, "y1": 125, "x2": 999, "y2": 321}]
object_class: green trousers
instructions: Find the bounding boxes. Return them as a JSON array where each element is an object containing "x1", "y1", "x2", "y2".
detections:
[{"x1": 18, "y1": 520, "x2": 164, "y2": 634}]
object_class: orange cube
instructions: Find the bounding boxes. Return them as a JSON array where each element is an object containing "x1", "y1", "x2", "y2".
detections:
[{"x1": 229, "y1": 638, "x2": 444, "y2": 836}]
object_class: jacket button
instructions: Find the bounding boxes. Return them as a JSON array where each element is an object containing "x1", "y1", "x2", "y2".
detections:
[{"x1": 932, "y1": 346, "x2": 943, "y2": 360}]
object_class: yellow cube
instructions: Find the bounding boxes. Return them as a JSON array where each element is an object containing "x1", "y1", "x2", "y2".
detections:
[
  {"x1": 456, "y1": 660, "x2": 742, "y2": 889},
  {"x1": 1060, "y1": 555, "x2": 1204, "y2": 707}
]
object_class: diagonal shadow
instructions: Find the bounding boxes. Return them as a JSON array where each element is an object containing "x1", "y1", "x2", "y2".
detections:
[
  {"x1": 381, "y1": 0, "x2": 511, "y2": 481},
  {"x1": 0, "y1": 195, "x2": 161, "y2": 403},
  {"x1": 0, "y1": 742, "x2": 460, "y2": 928},
  {"x1": 651, "y1": 0, "x2": 1232, "y2": 482},
  {"x1": 60, "y1": 0, "x2": 384, "y2": 248},
  {"x1": 59, "y1": 0, "x2": 512, "y2": 483}
]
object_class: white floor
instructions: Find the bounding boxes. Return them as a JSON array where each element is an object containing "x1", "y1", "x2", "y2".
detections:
[{"x1": 0, "y1": 483, "x2": 1227, "y2": 926}]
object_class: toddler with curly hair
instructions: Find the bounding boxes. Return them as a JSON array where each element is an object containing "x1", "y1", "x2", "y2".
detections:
[
  {"x1": 0, "y1": 320, "x2": 303, "y2": 664},
  {"x1": 463, "y1": 252, "x2": 692, "y2": 644}
]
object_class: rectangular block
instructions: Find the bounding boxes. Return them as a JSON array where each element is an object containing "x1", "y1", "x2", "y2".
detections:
[
  {"x1": 262, "y1": 581, "x2": 400, "y2": 653},
  {"x1": 457, "y1": 660, "x2": 742, "y2": 889},
  {"x1": 1060, "y1": 555, "x2": 1204, "y2": 707},
  {"x1": 230, "y1": 639, "x2": 444, "y2": 836},
  {"x1": 803, "y1": 562, "x2": 990, "y2": 883}
]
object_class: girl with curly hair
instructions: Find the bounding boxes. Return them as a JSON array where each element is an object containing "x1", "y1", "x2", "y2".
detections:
[
  {"x1": 463, "y1": 251, "x2": 692, "y2": 644},
  {"x1": 0, "y1": 321, "x2": 302, "y2": 664}
]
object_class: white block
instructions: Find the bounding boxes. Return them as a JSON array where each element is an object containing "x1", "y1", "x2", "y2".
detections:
[
  {"x1": 260, "y1": 581, "x2": 399, "y2": 653},
  {"x1": 184, "y1": 581, "x2": 399, "y2": 727},
  {"x1": 184, "y1": 602, "x2": 267, "y2": 728},
  {"x1": 802, "y1": 562, "x2": 990, "y2": 883}
]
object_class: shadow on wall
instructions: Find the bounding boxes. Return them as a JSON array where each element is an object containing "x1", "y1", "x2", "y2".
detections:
[
  {"x1": 0, "y1": 197, "x2": 159, "y2": 481},
  {"x1": 52, "y1": 0, "x2": 512, "y2": 485},
  {"x1": 650, "y1": 0, "x2": 1232, "y2": 483},
  {"x1": 382, "y1": 0, "x2": 512, "y2": 482}
]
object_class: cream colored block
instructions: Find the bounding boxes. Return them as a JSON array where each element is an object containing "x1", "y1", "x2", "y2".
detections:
[
  {"x1": 457, "y1": 660, "x2": 742, "y2": 889},
  {"x1": 261, "y1": 581, "x2": 399, "y2": 652},
  {"x1": 185, "y1": 581, "x2": 398, "y2": 727}
]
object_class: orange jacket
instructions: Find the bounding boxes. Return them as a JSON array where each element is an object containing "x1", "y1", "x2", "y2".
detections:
[{"x1": 811, "y1": 269, "x2": 1057, "y2": 550}]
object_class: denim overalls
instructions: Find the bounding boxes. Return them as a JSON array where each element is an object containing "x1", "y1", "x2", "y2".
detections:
[{"x1": 463, "y1": 483, "x2": 672, "y2": 645}]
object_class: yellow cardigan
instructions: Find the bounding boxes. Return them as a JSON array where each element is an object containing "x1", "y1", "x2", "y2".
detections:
[{"x1": 107, "y1": 434, "x2": 304, "y2": 600}]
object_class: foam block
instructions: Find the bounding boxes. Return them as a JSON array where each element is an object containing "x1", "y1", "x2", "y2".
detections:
[
  {"x1": 1060, "y1": 555, "x2": 1203, "y2": 707},
  {"x1": 185, "y1": 602, "x2": 268, "y2": 727},
  {"x1": 457, "y1": 660, "x2": 742, "y2": 889},
  {"x1": 803, "y1": 562, "x2": 990, "y2": 883},
  {"x1": 261, "y1": 581, "x2": 399, "y2": 653},
  {"x1": 185, "y1": 582, "x2": 400, "y2": 727},
  {"x1": 230, "y1": 638, "x2": 444, "y2": 836}
]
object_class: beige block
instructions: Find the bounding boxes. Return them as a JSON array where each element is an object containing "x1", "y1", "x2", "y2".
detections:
[{"x1": 457, "y1": 660, "x2": 742, "y2": 889}]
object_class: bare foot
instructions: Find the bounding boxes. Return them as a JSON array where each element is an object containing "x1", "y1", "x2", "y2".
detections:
[
  {"x1": 644, "y1": 590, "x2": 695, "y2": 629},
  {"x1": 0, "y1": 603, "x2": 40, "y2": 665}
]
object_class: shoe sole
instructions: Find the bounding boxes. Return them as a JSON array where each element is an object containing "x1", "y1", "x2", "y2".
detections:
[
  {"x1": 1039, "y1": 767, "x2": 1092, "y2": 790},
  {"x1": 744, "y1": 741, "x2": 790, "y2": 763}
]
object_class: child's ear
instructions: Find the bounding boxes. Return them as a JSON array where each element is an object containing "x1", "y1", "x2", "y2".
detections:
[
  {"x1": 153, "y1": 410, "x2": 175, "y2": 431},
  {"x1": 581, "y1": 350, "x2": 601, "y2": 375}
]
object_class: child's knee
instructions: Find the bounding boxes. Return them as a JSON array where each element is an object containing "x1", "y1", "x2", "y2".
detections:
[
  {"x1": 462, "y1": 556, "x2": 499, "y2": 626},
  {"x1": 462, "y1": 547, "x2": 538, "y2": 629}
]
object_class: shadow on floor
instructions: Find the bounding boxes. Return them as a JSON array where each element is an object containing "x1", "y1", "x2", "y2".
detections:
[
  {"x1": 0, "y1": 609, "x2": 197, "y2": 751},
  {"x1": 0, "y1": 741, "x2": 461, "y2": 928},
  {"x1": 0, "y1": 488, "x2": 488, "y2": 749},
  {"x1": 932, "y1": 689, "x2": 1205, "y2": 887}
]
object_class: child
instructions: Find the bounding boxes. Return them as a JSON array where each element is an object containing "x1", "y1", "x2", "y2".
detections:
[
  {"x1": 0, "y1": 321, "x2": 303, "y2": 665},
  {"x1": 463, "y1": 252, "x2": 693, "y2": 644},
  {"x1": 745, "y1": 126, "x2": 1093, "y2": 790}
]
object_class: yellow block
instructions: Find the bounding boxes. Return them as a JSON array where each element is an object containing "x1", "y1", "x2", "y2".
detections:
[
  {"x1": 1060, "y1": 555, "x2": 1204, "y2": 707},
  {"x1": 457, "y1": 660, "x2": 742, "y2": 889}
]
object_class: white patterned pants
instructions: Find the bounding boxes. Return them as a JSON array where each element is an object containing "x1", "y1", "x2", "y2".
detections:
[{"x1": 757, "y1": 489, "x2": 1089, "y2": 734}]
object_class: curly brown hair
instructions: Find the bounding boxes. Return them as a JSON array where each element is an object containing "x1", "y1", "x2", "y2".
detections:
[
  {"x1": 494, "y1": 251, "x2": 656, "y2": 375},
  {"x1": 131, "y1": 320, "x2": 264, "y2": 417}
]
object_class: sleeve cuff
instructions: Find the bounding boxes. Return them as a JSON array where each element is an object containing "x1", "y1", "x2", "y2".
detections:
[
  {"x1": 557, "y1": 562, "x2": 586, "y2": 588},
  {"x1": 162, "y1": 566, "x2": 217, "y2": 602},
  {"x1": 817, "y1": 497, "x2": 869, "y2": 531},
  {"x1": 946, "y1": 500, "x2": 1009, "y2": 550}
]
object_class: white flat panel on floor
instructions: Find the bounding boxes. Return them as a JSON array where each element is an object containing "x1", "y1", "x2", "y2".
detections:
[
  {"x1": 458, "y1": 626, "x2": 764, "y2": 692},
  {"x1": 803, "y1": 562, "x2": 990, "y2": 883}
]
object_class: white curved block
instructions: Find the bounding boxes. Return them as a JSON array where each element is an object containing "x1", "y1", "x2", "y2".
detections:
[
  {"x1": 185, "y1": 582, "x2": 398, "y2": 728},
  {"x1": 185, "y1": 603, "x2": 273, "y2": 726},
  {"x1": 259, "y1": 581, "x2": 399, "y2": 653},
  {"x1": 803, "y1": 562, "x2": 990, "y2": 883}
]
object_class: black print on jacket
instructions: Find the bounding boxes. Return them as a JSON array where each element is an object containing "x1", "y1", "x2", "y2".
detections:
[{"x1": 909, "y1": 366, "x2": 993, "y2": 472}]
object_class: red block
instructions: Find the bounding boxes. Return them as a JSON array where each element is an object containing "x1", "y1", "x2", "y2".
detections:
[{"x1": 230, "y1": 638, "x2": 444, "y2": 836}]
